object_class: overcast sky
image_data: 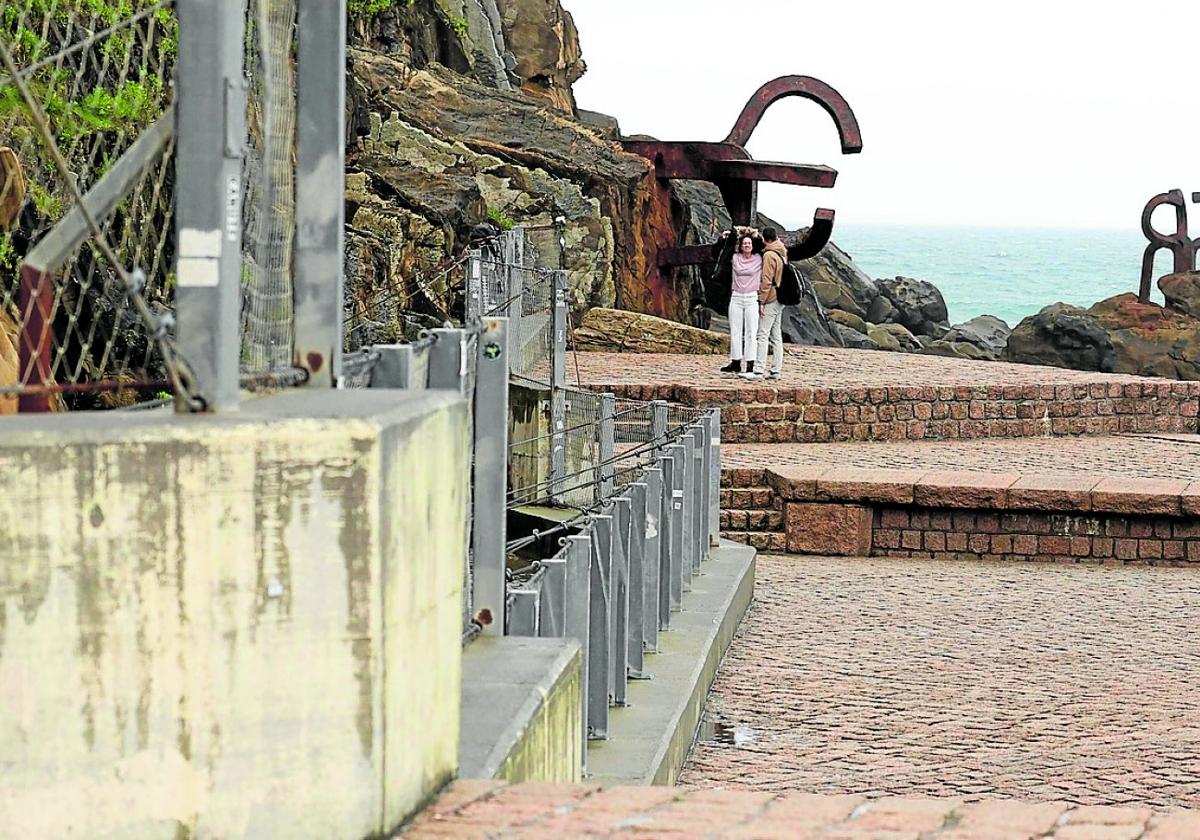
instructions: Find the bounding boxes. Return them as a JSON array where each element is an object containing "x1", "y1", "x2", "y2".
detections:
[{"x1": 562, "y1": 0, "x2": 1200, "y2": 232}]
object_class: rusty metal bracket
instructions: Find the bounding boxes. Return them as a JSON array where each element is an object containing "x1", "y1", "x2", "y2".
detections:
[
  {"x1": 1139, "y1": 189, "x2": 1200, "y2": 302},
  {"x1": 623, "y1": 75, "x2": 861, "y2": 266}
]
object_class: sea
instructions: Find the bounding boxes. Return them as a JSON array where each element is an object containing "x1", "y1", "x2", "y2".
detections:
[{"x1": 832, "y1": 224, "x2": 1176, "y2": 328}]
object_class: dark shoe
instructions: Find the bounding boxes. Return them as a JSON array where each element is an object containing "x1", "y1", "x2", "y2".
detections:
[
  {"x1": 720, "y1": 360, "x2": 742, "y2": 374},
  {"x1": 744, "y1": 361, "x2": 755, "y2": 374}
]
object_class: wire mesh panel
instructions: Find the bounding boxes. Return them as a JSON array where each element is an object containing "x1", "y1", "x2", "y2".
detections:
[
  {"x1": 0, "y1": 1, "x2": 184, "y2": 410},
  {"x1": 240, "y1": 0, "x2": 297, "y2": 376}
]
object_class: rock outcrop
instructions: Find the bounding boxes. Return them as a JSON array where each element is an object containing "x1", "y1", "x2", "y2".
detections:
[
  {"x1": 573, "y1": 308, "x2": 728, "y2": 354},
  {"x1": 1158, "y1": 272, "x2": 1200, "y2": 319}
]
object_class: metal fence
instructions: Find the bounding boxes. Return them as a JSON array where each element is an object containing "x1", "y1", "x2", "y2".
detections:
[{"x1": 0, "y1": 0, "x2": 345, "y2": 412}]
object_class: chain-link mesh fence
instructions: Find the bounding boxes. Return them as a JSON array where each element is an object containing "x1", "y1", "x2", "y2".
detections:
[
  {"x1": 0, "y1": 1, "x2": 184, "y2": 410},
  {"x1": 240, "y1": 0, "x2": 297, "y2": 378}
]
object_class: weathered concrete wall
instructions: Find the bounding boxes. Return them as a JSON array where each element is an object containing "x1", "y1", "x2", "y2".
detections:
[{"x1": 0, "y1": 390, "x2": 468, "y2": 838}]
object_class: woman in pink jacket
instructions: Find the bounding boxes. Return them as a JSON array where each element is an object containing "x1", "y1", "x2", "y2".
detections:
[{"x1": 720, "y1": 235, "x2": 762, "y2": 375}]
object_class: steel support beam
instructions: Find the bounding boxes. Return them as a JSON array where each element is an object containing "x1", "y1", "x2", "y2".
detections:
[{"x1": 471, "y1": 319, "x2": 509, "y2": 634}]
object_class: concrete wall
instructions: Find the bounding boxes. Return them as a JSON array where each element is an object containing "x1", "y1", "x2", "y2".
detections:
[{"x1": 0, "y1": 390, "x2": 468, "y2": 838}]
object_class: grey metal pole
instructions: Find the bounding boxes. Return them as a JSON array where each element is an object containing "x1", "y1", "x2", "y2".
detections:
[
  {"x1": 690, "y1": 426, "x2": 705, "y2": 571},
  {"x1": 465, "y1": 251, "x2": 483, "y2": 322},
  {"x1": 472, "y1": 318, "x2": 509, "y2": 636},
  {"x1": 508, "y1": 588, "x2": 538, "y2": 636},
  {"x1": 427, "y1": 328, "x2": 467, "y2": 392},
  {"x1": 677, "y1": 436, "x2": 695, "y2": 593},
  {"x1": 641, "y1": 467, "x2": 663, "y2": 650},
  {"x1": 175, "y1": 0, "x2": 246, "y2": 412},
  {"x1": 565, "y1": 534, "x2": 591, "y2": 767},
  {"x1": 666, "y1": 444, "x2": 686, "y2": 610},
  {"x1": 549, "y1": 270, "x2": 568, "y2": 501},
  {"x1": 538, "y1": 552, "x2": 568, "y2": 639},
  {"x1": 611, "y1": 495, "x2": 631, "y2": 705},
  {"x1": 294, "y1": 0, "x2": 345, "y2": 386},
  {"x1": 626, "y1": 481, "x2": 649, "y2": 678},
  {"x1": 659, "y1": 453, "x2": 677, "y2": 624},
  {"x1": 588, "y1": 514, "x2": 613, "y2": 739},
  {"x1": 651, "y1": 400, "x2": 668, "y2": 450},
  {"x1": 709, "y1": 408, "x2": 722, "y2": 547},
  {"x1": 598, "y1": 392, "x2": 616, "y2": 502}
]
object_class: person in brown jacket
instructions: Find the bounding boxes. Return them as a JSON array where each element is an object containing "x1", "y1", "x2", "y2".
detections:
[{"x1": 741, "y1": 227, "x2": 787, "y2": 380}]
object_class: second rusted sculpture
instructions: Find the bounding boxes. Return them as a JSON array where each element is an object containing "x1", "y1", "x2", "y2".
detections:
[
  {"x1": 623, "y1": 75, "x2": 862, "y2": 271},
  {"x1": 1139, "y1": 189, "x2": 1200, "y2": 303}
]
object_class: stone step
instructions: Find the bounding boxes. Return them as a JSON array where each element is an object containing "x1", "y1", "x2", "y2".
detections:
[
  {"x1": 720, "y1": 435, "x2": 1200, "y2": 564},
  {"x1": 720, "y1": 508, "x2": 784, "y2": 532},
  {"x1": 574, "y1": 347, "x2": 1200, "y2": 444}
]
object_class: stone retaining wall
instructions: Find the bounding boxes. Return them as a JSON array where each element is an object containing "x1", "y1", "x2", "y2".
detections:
[{"x1": 604, "y1": 381, "x2": 1200, "y2": 444}]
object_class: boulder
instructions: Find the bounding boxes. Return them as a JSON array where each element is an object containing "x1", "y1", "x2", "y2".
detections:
[
  {"x1": 920, "y1": 339, "x2": 990, "y2": 361},
  {"x1": 877, "y1": 276, "x2": 950, "y2": 337},
  {"x1": 828, "y1": 308, "x2": 868, "y2": 335},
  {"x1": 780, "y1": 295, "x2": 842, "y2": 348},
  {"x1": 866, "y1": 294, "x2": 898, "y2": 326},
  {"x1": 573, "y1": 307, "x2": 728, "y2": 354},
  {"x1": 812, "y1": 279, "x2": 866, "y2": 319},
  {"x1": 1088, "y1": 293, "x2": 1200, "y2": 380},
  {"x1": 834, "y1": 323, "x2": 880, "y2": 350},
  {"x1": 799, "y1": 241, "x2": 879, "y2": 313},
  {"x1": 1004, "y1": 303, "x2": 1116, "y2": 372},
  {"x1": 495, "y1": 0, "x2": 586, "y2": 113},
  {"x1": 1159, "y1": 272, "x2": 1200, "y2": 319},
  {"x1": 868, "y1": 322, "x2": 922, "y2": 352},
  {"x1": 941, "y1": 314, "x2": 1011, "y2": 360}
]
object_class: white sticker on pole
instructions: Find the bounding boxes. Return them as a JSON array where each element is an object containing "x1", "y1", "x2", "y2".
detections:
[{"x1": 177, "y1": 257, "x2": 219, "y2": 288}]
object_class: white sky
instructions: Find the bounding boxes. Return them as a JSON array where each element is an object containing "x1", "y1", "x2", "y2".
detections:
[{"x1": 562, "y1": 0, "x2": 1200, "y2": 231}]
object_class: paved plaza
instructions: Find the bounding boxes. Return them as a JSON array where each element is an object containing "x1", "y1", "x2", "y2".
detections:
[{"x1": 680, "y1": 555, "x2": 1200, "y2": 808}]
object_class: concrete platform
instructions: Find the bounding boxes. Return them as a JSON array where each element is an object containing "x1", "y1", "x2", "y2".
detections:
[
  {"x1": 459, "y1": 637, "x2": 582, "y2": 783},
  {"x1": 572, "y1": 348, "x2": 1200, "y2": 443},
  {"x1": 584, "y1": 541, "x2": 756, "y2": 786}
]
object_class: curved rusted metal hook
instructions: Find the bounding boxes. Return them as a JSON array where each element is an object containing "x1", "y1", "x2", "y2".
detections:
[
  {"x1": 787, "y1": 208, "x2": 836, "y2": 261},
  {"x1": 1138, "y1": 189, "x2": 1199, "y2": 303},
  {"x1": 723, "y1": 75, "x2": 863, "y2": 154}
]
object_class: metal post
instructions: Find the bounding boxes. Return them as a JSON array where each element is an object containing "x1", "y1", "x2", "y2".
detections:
[
  {"x1": 651, "y1": 399, "x2": 668, "y2": 450},
  {"x1": 690, "y1": 427, "x2": 705, "y2": 571},
  {"x1": 427, "y1": 328, "x2": 467, "y2": 392},
  {"x1": 549, "y1": 271, "x2": 568, "y2": 502},
  {"x1": 472, "y1": 319, "x2": 509, "y2": 635},
  {"x1": 538, "y1": 552, "x2": 567, "y2": 638},
  {"x1": 666, "y1": 444, "x2": 686, "y2": 609},
  {"x1": 598, "y1": 392, "x2": 616, "y2": 502},
  {"x1": 508, "y1": 587, "x2": 539, "y2": 636},
  {"x1": 677, "y1": 436, "x2": 695, "y2": 592},
  {"x1": 175, "y1": 0, "x2": 246, "y2": 412},
  {"x1": 507, "y1": 264, "x2": 523, "y2": 362},
  {"x1": 589, "y1": 514, "x2": 613, "y2": 739},
  {"x1": 709, "y1": 408, "x2": 722, "y2": 546},
  {"x1": 294, "y1": 0, "x2": 345, "y2": 386},
  {"x1": 611, "y1": 495, "x2": 631, "y2": 706},
  {"x1": 465, "y1": 250, "x2": 483, "y2": 322},
  {"x1": 641, "y1": 468, "x2": 662, "y2": 651},
  {"x1": 565, "y1": 535, "x2": 591, "y2": 766},
  {"x1": 369, "y1": 343, "x2": 432, "y2": 390},
  {"x1": 626, "y1": 482, "x2": 649, "y2": 677}
]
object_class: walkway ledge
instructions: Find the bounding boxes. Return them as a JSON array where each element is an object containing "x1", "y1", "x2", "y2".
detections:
[{"x1": 585, "y1": 540, "x2": 756, "y2": 785}]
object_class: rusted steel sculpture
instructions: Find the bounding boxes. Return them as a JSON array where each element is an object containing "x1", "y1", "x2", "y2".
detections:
[
  {"x1": 1139, "y1": 189, "x2": 1200, "y2": 303},
  {"x1": 623, "y1": 75, "x2": 862, "y2": 271}
]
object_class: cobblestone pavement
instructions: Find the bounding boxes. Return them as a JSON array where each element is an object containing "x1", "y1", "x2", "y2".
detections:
[
  {"x1": 572, "y1": 348, "x2": 1150, "y2": 390},
  {"x1": 680, "y1": 555, "x2": 1200, "y2": 808},
  {"x1": 724, "y1": 434, "x2": 1200, "y2": 481},
  {"x1": 403, "y1": 780, "x2": 1200, "y2": 838}
]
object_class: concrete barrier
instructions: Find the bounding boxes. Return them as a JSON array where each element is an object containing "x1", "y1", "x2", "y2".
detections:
[{"x1": 0, "y1": 390, "x2": 468, "y2": 838}]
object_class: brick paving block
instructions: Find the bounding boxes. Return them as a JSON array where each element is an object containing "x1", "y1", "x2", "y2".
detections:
[
  {"x1": 1007, "y1": 474, "x2": 1099, "y2": 511},
  {"x1": 914, "y1": 471, "x2": 1021, "y2": 508},
  {"x1": 846, "y1": 796, "x2": 959, "y2": 834},
  {"x1": 1091, "y1": 478, "x2": 1187, "y2": 515},
  {"x1": 815, "y1": 467, "x2": 926, "y2": 505},
  {"x1": 942, "y1": 798, "x2": 1068, "y2": 839},
  {"x1": 1145, "y1": 810, "x2": 1200, "y2": 837},
  {"x1": 787, "y1": 503, "x2": 873, "y2": 555}
]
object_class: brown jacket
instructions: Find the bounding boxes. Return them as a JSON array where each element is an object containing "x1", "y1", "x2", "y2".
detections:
[{"x1": 758, "y1": 240, "x2": 788, "y2": 305}]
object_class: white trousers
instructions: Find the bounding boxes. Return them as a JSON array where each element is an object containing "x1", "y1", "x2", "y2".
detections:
[
  {"x1": 729, "y1": 292, "x2": 759, "y2": 361},
  {"x1": 756, "y1": 301, "x2": 785, "y2": 373}
]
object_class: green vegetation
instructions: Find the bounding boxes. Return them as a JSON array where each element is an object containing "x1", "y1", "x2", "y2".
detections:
[
  {"x1": 448, "y1": 14, "x2": 468, "y2": 38},
  {"x1": 0, "y1": 0, "x2": 175, "y2": 277},
  {"x1": 487, "y1": 207, "x2": 515, "y2": 231},
  {"x1": 348, "y1": 0, "x2": 417, "y2": 19}
]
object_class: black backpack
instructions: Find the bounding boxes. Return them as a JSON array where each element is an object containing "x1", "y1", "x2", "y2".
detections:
[{"x1": 776, "y1": 260, "x2": 802, "y2": 306}]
